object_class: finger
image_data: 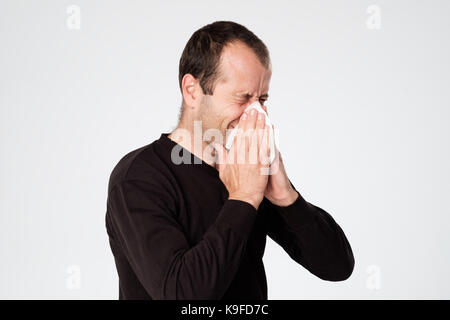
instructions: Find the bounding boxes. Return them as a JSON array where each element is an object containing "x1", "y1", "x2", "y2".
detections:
[
  {"x1": 257, "y1": 111, "x2": 266, "y2": 129},
  {"x1": 234, "y1": 111, "x2": 248, "y2": 164},
  {"x1": 233, "y1": 111, "x2": 246, "y2": 149},
  {"x1": 249, "y1": 128, "x2": 259, "y2": 165},
  {"x1": 242, "y1": 107, "x2": 258, "y2": 132},
  {"x1": 259, "y1": 124, "x2": 271, "y2": 166},
  {"x1": 237, "y1": 108, "x2": 252, "y2": 159},
  {"x1": 249, "y1": 108, "x2": 259, "y2": 130},
  {"x1": 262, "y1": 104, "x2": 268, "y2": 115},
  {"x1": 256, "y1": 111, "x2": 266, "y2": 148},
  {"x1": 266, "y1": 124, "x2": 271, "y2": 158},
  {"x1": 248, "y1": 109, "x2": 264, "y2": 161},
  {"x1": 246, "y1": 108, "x2": 261, "y2": 159}
]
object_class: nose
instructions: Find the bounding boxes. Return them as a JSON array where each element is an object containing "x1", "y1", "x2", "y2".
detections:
[
  {"x1": 244, "y1": 100, "x2": 268, "y2": 115},
  {"x1": 247, "y1": 98, "x2": 260, "y2": 106}
]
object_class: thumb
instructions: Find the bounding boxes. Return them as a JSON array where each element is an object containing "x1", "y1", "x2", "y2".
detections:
[{"x1": 212, "y1": 142, "x2": 226, "y2": 171}]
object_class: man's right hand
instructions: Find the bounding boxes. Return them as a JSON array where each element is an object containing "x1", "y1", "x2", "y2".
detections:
[{"x1": 213, "y1": 108, "x2": 271, "y2": 210}]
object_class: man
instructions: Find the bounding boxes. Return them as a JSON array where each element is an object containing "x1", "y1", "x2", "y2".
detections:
[{"x1": 105, "y1": 21, "x2": 354, "y2": 300}]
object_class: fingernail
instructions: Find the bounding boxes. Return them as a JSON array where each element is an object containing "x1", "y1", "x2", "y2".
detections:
[
  {"x1": 241, "y1": 112, "x2": 247, "y2": 120},
  {"x1": 258, "y1": 112, "x2": 264, "y2": 121}
]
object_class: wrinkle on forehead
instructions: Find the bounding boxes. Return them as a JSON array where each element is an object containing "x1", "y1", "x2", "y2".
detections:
[{"x1": 218, "y1": 41, "x2": 271, "y2": 95}]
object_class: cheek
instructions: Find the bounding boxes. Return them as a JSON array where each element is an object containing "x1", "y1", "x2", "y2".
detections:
[
  {"x1": 219, "y1": 102, "x2": 241, "y2": 120},
  {"x1": 229, "y1": 105, "x2": 245, "y2": 122}
]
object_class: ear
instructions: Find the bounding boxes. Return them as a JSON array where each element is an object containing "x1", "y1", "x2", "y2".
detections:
[{"x1": 181, "y1": 74, "x2": 203, "y2": 110}]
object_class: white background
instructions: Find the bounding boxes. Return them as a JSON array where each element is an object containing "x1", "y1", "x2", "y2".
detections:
[{"x1": 1, "y1": 0, "x2": 449, "y2": 299}]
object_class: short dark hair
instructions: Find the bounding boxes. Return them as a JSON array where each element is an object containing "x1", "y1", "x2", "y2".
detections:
[{"x1": 178, "y1": 21, "x2": 270, "y2": 96}]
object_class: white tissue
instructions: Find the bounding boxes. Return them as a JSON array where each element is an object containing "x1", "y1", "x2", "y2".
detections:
[{"x1": 225, "y1": 101, "x2": 276, "y2": 164}]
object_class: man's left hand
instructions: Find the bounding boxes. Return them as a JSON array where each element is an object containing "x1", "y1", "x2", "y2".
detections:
[{"x1": 260, "y1": 105, "x2": 299, "y2": 207}]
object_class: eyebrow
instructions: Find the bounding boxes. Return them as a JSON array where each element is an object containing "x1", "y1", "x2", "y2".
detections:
[{"x1": 236, "y1": 92, "x2": 269, "y2": 99}]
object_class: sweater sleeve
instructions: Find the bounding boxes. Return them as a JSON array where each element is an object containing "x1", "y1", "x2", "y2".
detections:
[
  {"x1": 107, "y1": 179, "x2": 257, "y2": 300},
  {"x1": 262, "y1": 181, "x2": 355, "y2": 281}
]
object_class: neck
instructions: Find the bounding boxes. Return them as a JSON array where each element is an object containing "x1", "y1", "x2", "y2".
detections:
[{"x1": 168, "y1": 117, "x2": 217, "y2": 169}]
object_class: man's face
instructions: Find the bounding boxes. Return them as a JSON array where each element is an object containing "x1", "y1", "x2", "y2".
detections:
[{"x1": 198, "y1": 41, "x2": 272, "y2": 143}]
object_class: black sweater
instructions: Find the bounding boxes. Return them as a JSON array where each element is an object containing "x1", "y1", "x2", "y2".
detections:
[{"x1": 105, "y1": 133, "x2": 354, "y2": 300}]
